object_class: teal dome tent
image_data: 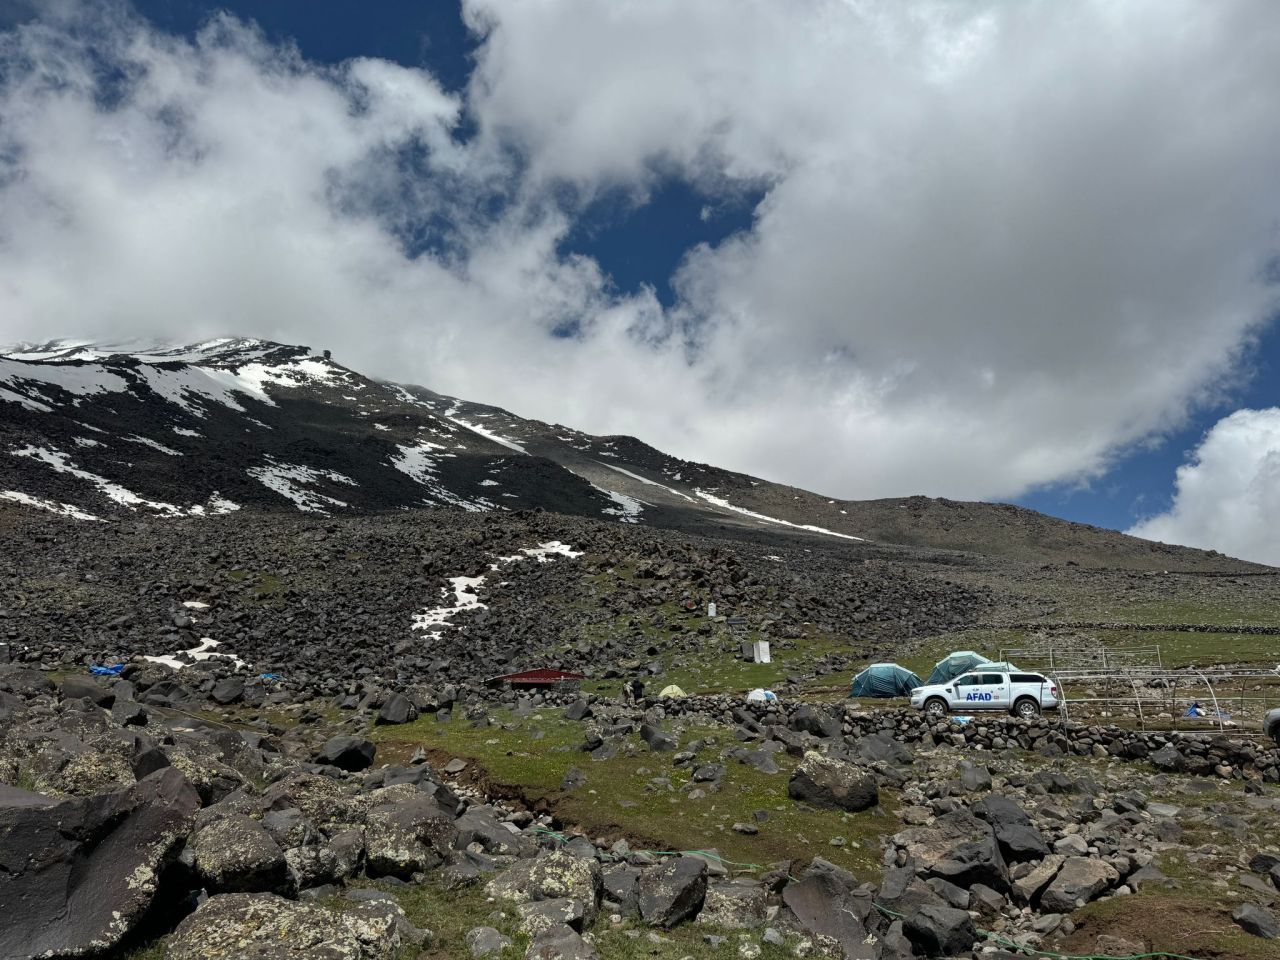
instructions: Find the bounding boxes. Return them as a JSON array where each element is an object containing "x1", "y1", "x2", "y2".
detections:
[
  {"x1": 927, "y1": 651, "x2": 993, "y2": 685},
  {"x1": 850, "y1": 663, "x2": 924, "y2": 698}
]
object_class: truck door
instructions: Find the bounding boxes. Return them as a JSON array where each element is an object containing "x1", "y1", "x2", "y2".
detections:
[{"x1": 981, "y1": 673, "x2": 1010, "y2": 709}]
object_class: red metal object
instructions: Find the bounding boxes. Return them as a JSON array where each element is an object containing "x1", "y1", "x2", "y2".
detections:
[{"x1": 485, "y1": 668, "x2": 587, "y2": 688}]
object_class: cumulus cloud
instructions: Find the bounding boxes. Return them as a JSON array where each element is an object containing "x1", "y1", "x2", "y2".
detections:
[
  {"x1": 1128, "y1": 410, "x2": 1280, "y2": 565},
  {"x1": 2, "y1": 1, "x2": 1280, "y2": 503}
]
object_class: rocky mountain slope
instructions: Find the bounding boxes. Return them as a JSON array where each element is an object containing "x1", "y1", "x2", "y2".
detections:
[
  {"x1": 4, "y1": 340, "x2": 1280, "y2": 960},
  {"x1": 0, "y1": 337, "x2": 1261, "y2": 571}
]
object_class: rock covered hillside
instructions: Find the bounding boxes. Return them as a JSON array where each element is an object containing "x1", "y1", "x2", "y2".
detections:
[{"x1": 0, "y1": 337, "x2": 1261, "y2": 570}]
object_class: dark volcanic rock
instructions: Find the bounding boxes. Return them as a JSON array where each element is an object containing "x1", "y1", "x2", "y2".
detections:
[
  {"x1": 904, "y1": 902, "x2": 977, "y2": 957},
  {"x1": 0, "y1": 767, "x2": 199, "y2": 959},
  {"x1": 788, "y1": 751, "x2": 878, "y2": 811},
  {"x1": 638, "y1": 857, "x2": 708, "y2": 928},
  {"x1": 377, "y1": 693, "x2": 418, "y2": 726},
  {"x1": 190, "y1": 813, "x2": 290, "y2": 894},
  {"x1": 316, "y1": 736, "x2": 376, "y2": 772}
]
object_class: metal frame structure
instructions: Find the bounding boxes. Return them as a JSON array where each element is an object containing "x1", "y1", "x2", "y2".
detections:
[{"x1": 1052, "y1": 667, "x2": 1280, "y2": 735}]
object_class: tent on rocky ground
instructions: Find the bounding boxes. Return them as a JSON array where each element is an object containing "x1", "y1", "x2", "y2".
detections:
[
  {"x1": 849, "y1": 663, "x2": 924, "y2": 698},
  {"x1": 927, "y1": 651, "x2": 992, "y2": 685},
  {"x1": 658, "y1": 684, "x2": 687, "y2": 698},
  {"x1": 746, "y1": 688, "x2": 778, "y2": 702}
]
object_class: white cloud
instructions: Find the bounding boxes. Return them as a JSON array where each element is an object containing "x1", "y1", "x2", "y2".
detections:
[
  {"x1": 1129, "y1": 409, "x2": 1280, "y2": 565},
  {"x1": 1, "y1": 1, "x2": 1279, "y2": 504}
]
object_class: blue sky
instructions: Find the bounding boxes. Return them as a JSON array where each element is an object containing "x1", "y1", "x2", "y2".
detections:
[{"x1": 4, "y1": 1, "x2": 1279, "y2": 557}]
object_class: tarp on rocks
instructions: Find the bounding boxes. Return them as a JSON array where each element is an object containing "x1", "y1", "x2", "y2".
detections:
[
  {"x1": 849, "y1": 663, "x2": 923, "y2": 698},
  {"x1": 927, "y1": 651, "x2": 992, "y2": 685},
  {"x1": 746, "y1": 688, "x2": 778, "y2": 702},
  {"x1": 658, "y1": 684, "x2": 687, "y2": 699}
]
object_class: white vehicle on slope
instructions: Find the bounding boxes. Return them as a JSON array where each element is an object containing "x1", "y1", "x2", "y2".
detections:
[{"x1": 910, "y1": 670, "x2": 1061, "y2": 720}]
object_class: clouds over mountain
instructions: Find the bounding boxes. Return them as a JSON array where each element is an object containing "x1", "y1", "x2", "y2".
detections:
[
  {"x1": 2, "y1": 0, "x2": 1279, "y2": 507},
  {"x1": 1129, "y1": 409, "x2": 1280, "y2": 565}
]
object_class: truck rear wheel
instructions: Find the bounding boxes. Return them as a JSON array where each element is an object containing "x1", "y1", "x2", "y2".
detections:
[{"x1": 1014, "y1": 697, "x2": 1040, "y2": 719}]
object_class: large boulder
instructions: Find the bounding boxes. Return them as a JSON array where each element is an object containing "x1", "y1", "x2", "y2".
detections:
[
  {"x1": 696, "y1": 880, "x2": 768, "y2": 928},
  {"x1": 316, "y1": 736, "x2": 376, "y2": 772},
  {"x1": 782, "y1": 868, "x2": 876, "y2": 960},
  {"x1": 788, "y1": 751, "x2": 878, "y2": 812},
  {"x1": 165, "y1": 892, "x2": 410, "y2": 959},
  {"x1": 0, "y1": 768, "x2": 199, "y2": 959},
  {"x1": 190, "y1": 814, "x2": 290, "y2": 893},
  {"x1": 972, "y1": 795, "x2": 1050, "y2": 863},
  {"x1": 637, "y1": 857, "x2": 708, "y2": 928},
  {"x1": 904, "y1": 903, "x2": 977, "y2": 957},
  {"x1": 364, "y1": 795, "x2": 458, "y2": 879},
  {"x1": 486, "y1": 851, "x2": 603, "y2": 925},
  {"x1": 376, "y1": 694, "x2": 418, "y2": 726},
  {"x1": 1039, "y1": 857, "x2": 1119, "y2": 913},
  {"x1": 790, "y1": 704, "x2": 841, "y2": 739},
  {"x1": 894, "y1": 809, "x2": 1009, "y2": 892},
  {"x1": 60, "y1": 675, "x2": 115, "y2": 707},
  {"x1": 1233, "y1": 903, "x2": 1278, "y2": 939}
]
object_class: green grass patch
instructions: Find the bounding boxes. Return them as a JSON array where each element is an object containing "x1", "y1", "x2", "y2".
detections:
[{"x1": 372, "y1": 709, "x2": 897, "y2": 881}]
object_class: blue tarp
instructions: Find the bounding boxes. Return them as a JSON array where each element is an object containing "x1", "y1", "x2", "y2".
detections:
[
  {"x1": 850, "y1": 663, "x2": 924, "y2": 698},
  {"x1": 926, "y1": 651, "x2": 993, "y2": 685},
  {"x1": 90, "y1": 664, "x2": 125, "y2": 676}
]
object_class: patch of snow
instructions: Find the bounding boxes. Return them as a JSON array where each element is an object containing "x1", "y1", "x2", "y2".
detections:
[
  {"x1": 479, "y1": 479, "x2": 500, "y2": 487},
  {"x1": 145, "y1": 637, "x2": 245, "y2": 671},
  {"x1": 72, "y1": 437, "x2": 103, "y2": 448},
  {"x1": 172, "y1": 427, "x2": 201, "y2": 437},
  {"x1": 187, "y1": 495, "x2": 240, "y2": 516},
  {"x1": 447, "y1": 415, "x2": 528, "y2": 454},
  {"x1": 0, "y1": 384, "x2": 53, "y2": 411},
  {"x1": 130, "y1": 365, "x2": 253, "y2": 417},
  {"x1": 413, "y1": 541, "x2": 582, "y2": 639},
  {"x1": 0, "y1": 358, "x2": 130, "y2": 407},
  {"x1": 594, "y1": 461, "x2": 695, "y2": 502},
  {"x1": 0, "y1": 490, "x2": 100, "y2": 521},
  {"x1": 693, "y1": 489, "x2": 865, "y2": 541},
  {"x1": 125, "y1": 435, "x2": 183, "y2": 456},
  {"x1": 12, "y1": 445, "x2": 193, "y2": 515},
  {"x1": 498, "y1": 541, "x2": 584, "y2": 563},
  {"x1": 182, "y1": 601, "x2": 210, "y2": 610},
  {"x1": 595, "y1": 484, "x2": 645, "y2": 523},
  {"x1": 390, "y1": 441, "x2": 494, "y2": 512},
  {"x1": 374, "y1": 423, "x2": 391, "y2": 431},
  {"x1": 247, "y1": 457, "x2": 355, "y2": 514}
]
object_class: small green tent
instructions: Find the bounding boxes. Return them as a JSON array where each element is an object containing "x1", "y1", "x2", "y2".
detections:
[
  {"x1": 850, "y1": 663, "x2": 924, "y2": 698},
  {"x1": 927, "y1": 651, "x2": 992, "y2": 685}
]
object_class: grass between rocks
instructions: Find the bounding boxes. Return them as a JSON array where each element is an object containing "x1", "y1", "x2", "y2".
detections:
[
  {"x1": 391, "y1": 874, "x2": 797, "y2": 960},
  {"x1": 371, "y1": 709, "x2": 898, "y2": 882}
]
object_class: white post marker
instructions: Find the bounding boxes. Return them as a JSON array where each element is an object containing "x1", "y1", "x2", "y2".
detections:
[
  {"x1": 754, "y1": 639, "x2": 771, "y2": 664},
  {"x1": 708, "y1": 602, "x2": 717, "y2": 618}
]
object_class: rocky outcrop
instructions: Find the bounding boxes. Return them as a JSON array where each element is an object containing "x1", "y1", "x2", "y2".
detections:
[
  {"x1": 0, "y1": 768, "x2": 199, "y2": 959},
  {"x1": 165, "y1": 892, "x2": 416, "y2": 960}
]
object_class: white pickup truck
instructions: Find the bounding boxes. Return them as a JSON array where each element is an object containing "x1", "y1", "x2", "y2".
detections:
[{"x1": 910, "y1": 670, "x2": 1061, "y2": 720}]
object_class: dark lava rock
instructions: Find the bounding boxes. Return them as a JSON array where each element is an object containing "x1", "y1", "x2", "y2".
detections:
[
  {"x1": 316, "y1": 736, "x2": 376, "y2": 772},
  {"x1": 376, "y1": 693, "x2": 418, "y2": 726},
  {"x1": 0, "y1": 768, "x2": 199, "y2": 959},
  {"x1": 638, "y1": 856, "x2": 708, "y2": 928},
  {"x1": 190, "y1": 813, "x2": 290, "y2": 894},
  {"x1": 788, "y1": 751, "x2": 878, "y2": 812},
  {"x1": 904, "y1": 902, "x2": 978, "y2": 957},
  {"x1": 972, "y1": 795, "x2": 1050, "y2": 863},
  {"x1": 210, "y1": 677, "x2": 245, "y2": 705},
  {"x1": 1233, "y1": 903, "x2": 1278, "y2": 939},
  {"x1": 639, "y1": 723, "x2": 677, "y2": 752},
  {"x1": 59, "y1": 675, "x2": 114, "y2": 707}
]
